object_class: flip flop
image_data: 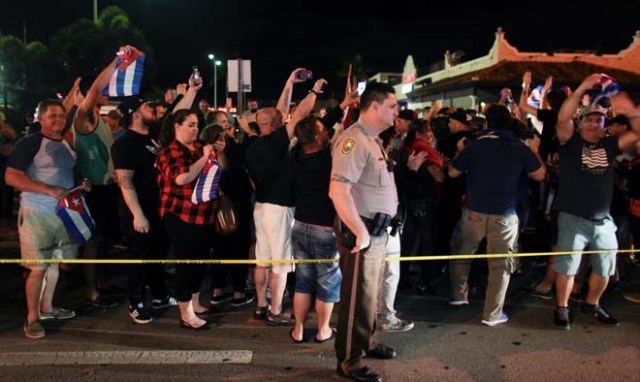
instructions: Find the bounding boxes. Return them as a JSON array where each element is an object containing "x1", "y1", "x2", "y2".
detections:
[
  {"x1": 289, "y1": 328, "x2": 304, "y2": 344},
  {"x1": 314, "y1": 328, "x2": 337, "y2": 343}
]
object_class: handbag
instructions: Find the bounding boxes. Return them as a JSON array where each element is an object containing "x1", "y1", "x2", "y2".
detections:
[{"x1": 215, "y1": 192, "x2": 238, "y2": 236}]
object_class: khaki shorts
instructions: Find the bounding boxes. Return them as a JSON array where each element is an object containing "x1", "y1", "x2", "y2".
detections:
[
  {"x1": 253, "y1": 202, "x2": 294, "y2": 274},
  {"x1": 18, "y1": 207, "x2": 78, "y2": 270}
]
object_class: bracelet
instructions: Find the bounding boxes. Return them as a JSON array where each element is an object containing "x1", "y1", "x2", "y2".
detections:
[{"x1": 308, "y1": 89, "x2": 319, "y2": 96}]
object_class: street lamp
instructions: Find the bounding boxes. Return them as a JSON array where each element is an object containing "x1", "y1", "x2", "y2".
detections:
[{"x1": 208, "y1": 54, "x2": 222, "y2": 109}]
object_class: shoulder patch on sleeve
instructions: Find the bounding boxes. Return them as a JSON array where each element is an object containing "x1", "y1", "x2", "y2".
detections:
[{"x1": 340, "y1": 138, "x2": 356, "y2": 155}]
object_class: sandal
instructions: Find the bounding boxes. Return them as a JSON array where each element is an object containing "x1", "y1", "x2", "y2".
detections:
[
  {"x1": 266, "y1": 310, "x2": 294, "y2": 327},
  {"x1": 254, "y1": 305, "x2": 268, "y2": 320},
  {"x1": 289, "y1": 328, "x2": 304, "y2": 344},
  {"x1": 314, "y1": 328, "x2": 337, "y2": 343}
]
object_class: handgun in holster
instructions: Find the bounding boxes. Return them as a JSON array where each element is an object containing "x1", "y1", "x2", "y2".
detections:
[{"x1": 389, "y1": 216, "x2": 404, "y2": 236}]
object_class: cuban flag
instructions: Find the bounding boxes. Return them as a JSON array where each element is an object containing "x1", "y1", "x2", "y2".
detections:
[
  {"x1": 56, "y1": 187, "x2": 95, "y2": 245},
  {"x1": 102, "y1": 49, "x2": 145, "y2": 97},
  {"x1": 191, "y1": 154, "x2": 222, "y2": 205}
]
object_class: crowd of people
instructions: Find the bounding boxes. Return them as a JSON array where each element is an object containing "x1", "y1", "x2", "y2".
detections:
[{"x1": 3, "y1": 43, "x2": 640, "y2": 382}]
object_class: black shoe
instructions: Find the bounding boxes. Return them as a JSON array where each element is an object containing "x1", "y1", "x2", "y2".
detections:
[
  {"x1": 553, "y1": 307, "x2": 571, "y2": 330},
  {"x1": 336, "y1": 366, "x2": 382, "y2": 382},
  {"x1": 128, "y1": 303, "x2": 154, "y2": 324},
  {"x1": 366, "y1": 344, "x2": 396, "y2": 360},
  {"x1": 179, "y1": 318, "x2": 214, "y2": 330},
  {"x1": 231, "y1": 294, "x2": 255, "y2": 308},
  {"x1": 90, "y1": 295, "x2": 119, "y2": 309},
  {"x1": 581, "y1": 304, "x2": 620, "y2": 326},
  {"x1": 524, "y1": 286, "x2": 553, "y2": 300},
  {"x1": 151, "y1": 296, "x2": 178, "y2": 310},
  {"x1": 210, "y1": 293, "x2": 233, "y2": 306}
]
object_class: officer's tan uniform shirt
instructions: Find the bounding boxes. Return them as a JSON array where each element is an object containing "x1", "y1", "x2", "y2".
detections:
[{"x1": 331, "y1": 120, "x2": 398, "y2": 219}]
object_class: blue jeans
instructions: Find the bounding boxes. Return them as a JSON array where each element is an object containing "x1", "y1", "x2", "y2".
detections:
[
  {"x1": 554, "y1": 212, "x2": 617, "y2": 277},
  {"x1": 291, "y1": 220, "x2": 342, "y2": 303}
]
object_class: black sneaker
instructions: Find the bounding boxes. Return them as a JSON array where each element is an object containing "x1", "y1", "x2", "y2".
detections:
[
  {"x1": 526, "y1": 287, "x2": 553, "y2": 300},
  {"x1": 91, "y1": 295, "x2": 119, "y2": 309},
  {"x1": 128, "y1": 303, "x2": 154, "y2": 324},
  {"x1": 151, "y1": 296, "x2": 178, "y2": 310},
  {"x1": 581, "y1": 304, "x2": 620, "y2": 326},
  {"x1": 553, "y1": 307, "x2": 571, "y2": 330},
  {"x1": 231, "y1": 294, "x2": 255, "y2": 308},
  {"x1": 210, "y1": 293, "x2": 233, "y2": 306}
]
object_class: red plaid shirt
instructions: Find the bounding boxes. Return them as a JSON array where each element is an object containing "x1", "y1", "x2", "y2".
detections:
[{"x1": 156, "y1": 140, "x2": 217, "y2": 225}]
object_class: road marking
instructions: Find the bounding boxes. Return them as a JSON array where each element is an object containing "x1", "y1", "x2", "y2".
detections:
[{"x1": 0, "y1": 350, "x2": 253, "y2": 365}]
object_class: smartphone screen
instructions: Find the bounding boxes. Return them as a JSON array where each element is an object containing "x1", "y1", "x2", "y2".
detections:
[
  {"x1": 193, "y1": 66, "x2": 201, "y2": 85},
  {"x1": 357, "y1": 81, "x2": 367, "y2": 96},
  {"x1": 297, "y1": 70, "x2": 313, "y2": 81}
]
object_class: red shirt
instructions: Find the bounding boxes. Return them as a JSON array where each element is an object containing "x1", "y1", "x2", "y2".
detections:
[{"x1": 156, "y1": 140, "x2": 217, "y2": 225}]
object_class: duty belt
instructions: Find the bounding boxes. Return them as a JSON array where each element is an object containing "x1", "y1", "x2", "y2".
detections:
[{"x1": 360, "y1": 213, "x2": 393, "y2": 236}]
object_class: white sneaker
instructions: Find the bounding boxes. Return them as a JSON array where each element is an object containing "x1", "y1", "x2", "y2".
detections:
[{"x1": 481, "y1": 313, "x2": 509, "y2": 327}]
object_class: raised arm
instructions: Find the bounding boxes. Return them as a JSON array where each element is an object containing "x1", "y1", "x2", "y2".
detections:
[
  {"x1": 75, "y1": 47, "x2": 122, "y2": 133},
  {"x1": 556, "y1": 73, "x2": 602, "y2": 145},
  {"x1": 518, "y1": 72, "x2": 537, "y2": 116},
  {"x1": 173, "y1": 73, "x2": 203, "y2": 113},
  {"x1": 539, "y1": 76, "x2": 553, "y2": 110},
  {"x1": 276, "y1": 68, "x2": 307, "y2": 118},
  {"x1": 287, "y1": 79, "x2": 327, "y2": 138}
]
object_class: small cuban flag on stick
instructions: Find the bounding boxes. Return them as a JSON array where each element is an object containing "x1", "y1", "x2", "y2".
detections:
[
  {"x1": 56, "y1": 187, "x2": 95, "y2": 245},
  {"x1": 102, "y1": 48, "x2": 145, "y2": 97},
  {"x1": 191, "y1": 154, "x2": 222, "y2": 205}
]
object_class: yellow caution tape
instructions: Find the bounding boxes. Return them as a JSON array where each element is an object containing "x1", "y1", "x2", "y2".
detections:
[{"x1": 0, "y1": 248, "x2": 635, "y2": 265}]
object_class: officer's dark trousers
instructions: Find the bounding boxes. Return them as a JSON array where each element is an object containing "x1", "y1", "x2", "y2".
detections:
[{"x1": 335, "y1": 232, "x2": 387, "y2": 373}]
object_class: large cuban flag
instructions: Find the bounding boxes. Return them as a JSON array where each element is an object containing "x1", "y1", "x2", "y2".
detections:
[
  {"x1": 57, "y1": 187, "x2": 95, "y2": 245},
  {"x1": 102, "y1": 48, "x2": 145, "y2": 97},
  {"x1": 191, "y1": 154, "x2": 222, "y2": 205}
]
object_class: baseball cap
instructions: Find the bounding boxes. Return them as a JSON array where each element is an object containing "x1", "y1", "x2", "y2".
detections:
[
  {"x1": 117, "y1": 97, "x2": 145, "y2": 127},
  {"x1": 579, "y1": 103, "x2": 607, "y2": 119},
  {"x1": 397, "y1": 109, "x2": 415, "y2": 121},
  {"x1": 449, "y1": 109, "x2": 471, "y2": 125}
]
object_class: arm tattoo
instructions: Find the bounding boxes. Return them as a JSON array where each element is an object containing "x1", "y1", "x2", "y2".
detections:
[
  {"x1": 115, "y1": 170, "x2": 135, "y2": 190},
  {"x1": 331, "y1": 174, "x2": 354, "y2": 185}
]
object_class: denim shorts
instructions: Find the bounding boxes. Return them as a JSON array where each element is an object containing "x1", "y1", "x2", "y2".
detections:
[
  {"x1": 291, "y1": 220, "x2": 342, "y2": 303},
  {"x1": 554, "y1": 212, "x2": 617, "y2": 277}
]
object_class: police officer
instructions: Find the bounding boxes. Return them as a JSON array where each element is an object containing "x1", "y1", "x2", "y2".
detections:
[{"x1": 329, "y1": 82, "x2": 399, "y2": 382}]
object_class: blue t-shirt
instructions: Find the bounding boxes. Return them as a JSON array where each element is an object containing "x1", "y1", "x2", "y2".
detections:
[
  {"x1": 452, "y1": 129, "x2": 540, "y2": 215},
  {"x1": 7, "y1": 133, "x2": 76, "y2": 214}
]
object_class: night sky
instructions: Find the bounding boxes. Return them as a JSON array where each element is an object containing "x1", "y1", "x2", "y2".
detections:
[{"x1": 1, "y1": 0, "x2": 636, "y2": 102}]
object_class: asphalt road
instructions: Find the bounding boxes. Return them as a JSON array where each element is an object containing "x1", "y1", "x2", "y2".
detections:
[{"x1": 1, "y1": 230, "x2": 639, "y2": 382}]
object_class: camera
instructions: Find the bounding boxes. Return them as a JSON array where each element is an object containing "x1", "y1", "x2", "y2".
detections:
[
  {"x1": 193, "y1": 66, "x2": 201, "y2": 86},
  {"x1": 296, "y1": 70, "x2": 313, "y2": 81}
]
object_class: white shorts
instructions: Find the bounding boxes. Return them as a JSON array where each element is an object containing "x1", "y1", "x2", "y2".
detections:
[
  {"x1": 253, "y1": 202, "x2": 294, "y2": 274},
  {"x1": 18, "y1": 207, "x2": 78, "y2": 270}
]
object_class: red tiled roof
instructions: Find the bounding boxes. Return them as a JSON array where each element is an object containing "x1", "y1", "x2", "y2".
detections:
[{"x1": 411, "y1": 61, "x2": 639, "y2": 96}]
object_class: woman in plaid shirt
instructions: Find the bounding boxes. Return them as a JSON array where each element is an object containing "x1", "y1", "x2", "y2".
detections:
[{"x1": 156, "y1": 109, "x2": 225, "y2": 330}]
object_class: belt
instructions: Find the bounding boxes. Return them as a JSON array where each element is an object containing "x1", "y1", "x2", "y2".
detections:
[{"x1": 360, "y1": 214, "x2": 392, "y2": 236}]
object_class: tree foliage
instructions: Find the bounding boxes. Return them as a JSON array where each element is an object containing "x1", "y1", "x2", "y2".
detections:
[{"x1": 0, "y1": 6, "x2": 157, "y2": 127}]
